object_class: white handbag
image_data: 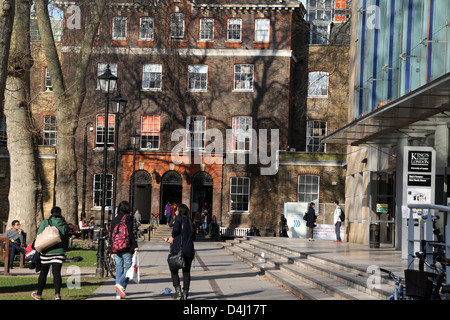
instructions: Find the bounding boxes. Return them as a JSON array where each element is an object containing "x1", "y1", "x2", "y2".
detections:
[{"x1": 35, "y1": 219, "x2": 62, "y2": 252}]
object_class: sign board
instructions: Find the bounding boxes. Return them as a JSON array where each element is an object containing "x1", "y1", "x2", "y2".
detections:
[
  {"x1": 376, "y1": 204, "x2": 388, "y2": 213},
  {"x1": 403, "y1": 147, "x2": 435, "y2": 219},
  {"x1": 283, "y1": 202, "x2": 308, "y2": 238},
  {"x1": 407, "y1": 174, "x2": 432, "y2": 187},
  {"x1": 404, "y1": 147, "x2": 435, "y2": 208},
  {"x1": 408, "y1": 151, "x2": 432, "y2": 172}
]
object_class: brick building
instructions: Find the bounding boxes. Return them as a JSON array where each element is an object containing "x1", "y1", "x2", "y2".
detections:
[
  {"x1": 52, "y1": 0, "x2": 307, "y2": 233},
  {"x1": 1, "y1": 0, "x2": 350, "y2": 237}
]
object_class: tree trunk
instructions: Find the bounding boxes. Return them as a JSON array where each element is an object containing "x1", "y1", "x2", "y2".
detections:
[
  {"x1": 35, "y1": 0, "x2": 107, "y2": 224},
  {"x1": 55, "y1": 107, "x2": 79, "y2": 224},
  {"x1": 0, "y1": 0, "x2": 15, "y2": 112},
  {"x1": 4, "y1": 0, "x2": 42, "y2": 241}
]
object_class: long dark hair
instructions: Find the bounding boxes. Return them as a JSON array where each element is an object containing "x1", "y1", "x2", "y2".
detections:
[
  {"x1": 51, "y1": 206, "x2": 66, "y2": 223},
  {"x1": 178, "y1": 203, "x2": 194, "y2": 236},
  {"x1": 117, "y1": 200, "x2": 131, "y2": 215}
]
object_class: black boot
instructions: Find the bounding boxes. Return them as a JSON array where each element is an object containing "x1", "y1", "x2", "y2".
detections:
[
  {"x1": 181, "y1": 289, "x2": 189, "y2": 300},
  {"x1": 172, "y1": 286, "x2": 182, "y2": 299}
]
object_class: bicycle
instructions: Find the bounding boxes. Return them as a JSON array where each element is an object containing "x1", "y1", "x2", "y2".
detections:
[
  {"x1": 99, "y1": 234, "x2": 116, "y2": 279},
  {"x1": 380, "y1": 268, "x2": 409, "y2": 300},
  {"x1": 414, "y1": 251, "x2": 448, "y2": 300}
]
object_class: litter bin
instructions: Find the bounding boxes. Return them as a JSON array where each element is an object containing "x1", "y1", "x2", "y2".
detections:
[{"x1": 369, "y1": 223, "x2": 380, "y2": 248}]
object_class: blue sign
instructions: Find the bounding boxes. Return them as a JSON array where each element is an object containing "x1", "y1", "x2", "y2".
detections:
[{"x1": 293, "y1": 219, "x2": 301, "y2": 228}]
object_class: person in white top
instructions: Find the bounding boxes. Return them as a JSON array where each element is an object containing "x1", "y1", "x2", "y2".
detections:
[{"x1": 332, "y1": 200, "x2": 342, "y2": 242}]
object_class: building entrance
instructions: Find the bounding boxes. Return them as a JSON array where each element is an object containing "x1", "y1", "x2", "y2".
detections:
[
  {"x1": 371, "y1": 172, "x2": 396, "y2": 247},
  {"x1": 131, "y1": 170, "x2": 152, "y2": 222},
  {"x1": 161, "y1": 170, "x2": 182, "y2": 223},
  {"x1": 191, "y1": 171, "x2": 213, "y2": 218}
]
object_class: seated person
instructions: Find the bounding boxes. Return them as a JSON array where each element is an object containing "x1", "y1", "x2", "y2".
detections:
[
  {"x1": 79, "y1": 216, "x2": 91, "y2": 240},
  {"x1": 87, "y1": 216, "x2": 95, "y2": 239},
  {"x1": 4, "y1": 220, "x2": 26, "y2": 269},
  {"x1": 247, "y1": 225, "x2": 260, "y2": 237}
]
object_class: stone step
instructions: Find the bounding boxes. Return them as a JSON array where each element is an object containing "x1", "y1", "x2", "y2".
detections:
[
  {"x1": 246, "y1": 237, "x2": 397, "y2": 288},
  {"x1": 239, "y1": 238, "x2": 392, "y2": 299},
  {"x1": 220, "y1": 237, "x2": 395, "y2": 300},
  {"x1": 219, "y1": 242, "x2": 336, "y2": 300},
  {"x1": 144, "y1": 224, "x2": 213, "y2": 242},
  {"x1": 230, "y1": 241, "x2": 379, "y2": 300}
]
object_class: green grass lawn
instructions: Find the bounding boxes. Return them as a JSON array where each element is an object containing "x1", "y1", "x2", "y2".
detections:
[
  {"x1": 65, "y1": 248, "x2": 99, "y2": 268},
  {"x1": 0, "y1": 276, "x2": 106, "y2": 300},
  {"x1": 0, "y1": 248, "x2": 107, "y2": 300},
  {"x1": 1, "y1": 247, "x2": 99, "y2": 269}
]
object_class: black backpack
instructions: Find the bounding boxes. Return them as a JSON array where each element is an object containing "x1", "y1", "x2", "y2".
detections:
[{"x1": 339, "y1": 207, "x2": 345, "y2": 222}]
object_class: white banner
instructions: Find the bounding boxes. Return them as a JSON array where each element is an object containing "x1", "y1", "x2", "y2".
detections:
[{"x1": 313, "y1": 224, "x2": 345, "y2": 240}]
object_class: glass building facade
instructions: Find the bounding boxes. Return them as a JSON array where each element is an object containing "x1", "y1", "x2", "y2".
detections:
[{"x1": 355, "y1": 0, "x2": 450, "y2": 117}]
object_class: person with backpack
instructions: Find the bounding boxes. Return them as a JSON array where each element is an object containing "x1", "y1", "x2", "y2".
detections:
[
  {"x1": 332, "y1": 200, "x2": 344, "y2": 242},
  {"x1": 109, "y1": 200, "x2": 138, "y2": 299}
]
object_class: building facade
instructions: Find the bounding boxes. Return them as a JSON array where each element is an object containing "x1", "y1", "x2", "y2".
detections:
[
  {"x1": 1, "y1": 0, "x2": 350, "y2": 238},
  {"x1": 324, "y1": 0, "x2": 450, "y2": 251},
  {"x1": 55, "y1": 0, "x2": 307, "y2": 233}
]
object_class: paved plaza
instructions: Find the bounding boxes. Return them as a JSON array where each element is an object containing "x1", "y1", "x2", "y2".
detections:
[
  {"x1": 88, "y1": 237, "x2": 405, "y2": 301},
  {"x1": 88, "y1": 240, "x2": 297, "y2": 300}
]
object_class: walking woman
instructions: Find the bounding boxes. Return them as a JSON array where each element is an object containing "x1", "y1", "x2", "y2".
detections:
[
  {"x1": 306, "y1": 202, "x2": 318, "y2": 241},
  {"x1": 110, "y1": 200, "x2": 138, "y2": 299},
  {"x1": 167, "y1": 203, "x2": 195, "y2": 300},
  {"x1": 31, "y1": 207, "x2": 69, "y2": 300}
]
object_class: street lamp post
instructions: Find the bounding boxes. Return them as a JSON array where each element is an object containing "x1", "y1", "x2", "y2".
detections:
[
  {"x1": 96, "y1": 64, "x2": 118, "y2": 278},
  {"x1": 110, "y1": 89, "x2": 127, "y2": 218},
  {"x1": 129, "y1": 130, "x2": 140, "y2": 214},
  {"x1": 81, "y1": 122, "x2": 94, "y2": 219}
]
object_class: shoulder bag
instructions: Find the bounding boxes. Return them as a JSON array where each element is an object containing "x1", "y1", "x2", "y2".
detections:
[
  {"x1": 35, "y1": 218, "x2": 62, "y2": 252},
  {"x1": 167, "y1": 218, "x2": 186, "y2": 271}
]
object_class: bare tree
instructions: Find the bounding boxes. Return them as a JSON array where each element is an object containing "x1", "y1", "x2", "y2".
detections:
[
  {"x1": 0, "y1": 0, "x2": 15, "y2": 111},
  {"x1": 4, "y1": 0, "x2": 43, "y2": 240},
  {"x1": 34, "y1": 0, "x2": 108, "y2": 223}
]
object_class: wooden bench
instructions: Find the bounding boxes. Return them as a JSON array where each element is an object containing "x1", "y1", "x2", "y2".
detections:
[
  {"x1": 69, "y1": 224, "x2": 82, "y2": 238},
  {"x1": 0, "y1": 236, "x2": 10, "y2": 276}
]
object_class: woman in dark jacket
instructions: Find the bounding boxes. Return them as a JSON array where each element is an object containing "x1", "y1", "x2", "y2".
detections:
[
  {"x1": 168, "y1": 203, "x2": 195, "y2": 300},
  {"x1": 306, "y1": 202, "x2": 318, "y2": 241},
  {"x1": 109, "y1": 200, "x2": 138, "y2": 299},
  {"x1": 31, "y1": 206, "x2": 69, "y2": 300},
  {"x1": 279, "y1": 214, "x2": 288, "y2": 237}
]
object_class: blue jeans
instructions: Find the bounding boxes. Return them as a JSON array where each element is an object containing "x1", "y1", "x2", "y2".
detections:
[{"x1": 114, "y1": 252, "x2": 132, "y2": 296}]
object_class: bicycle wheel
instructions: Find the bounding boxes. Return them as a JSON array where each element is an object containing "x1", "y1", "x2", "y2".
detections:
[{"x1": 104, "y1": 253, "x2": 116, "y2": 279}]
